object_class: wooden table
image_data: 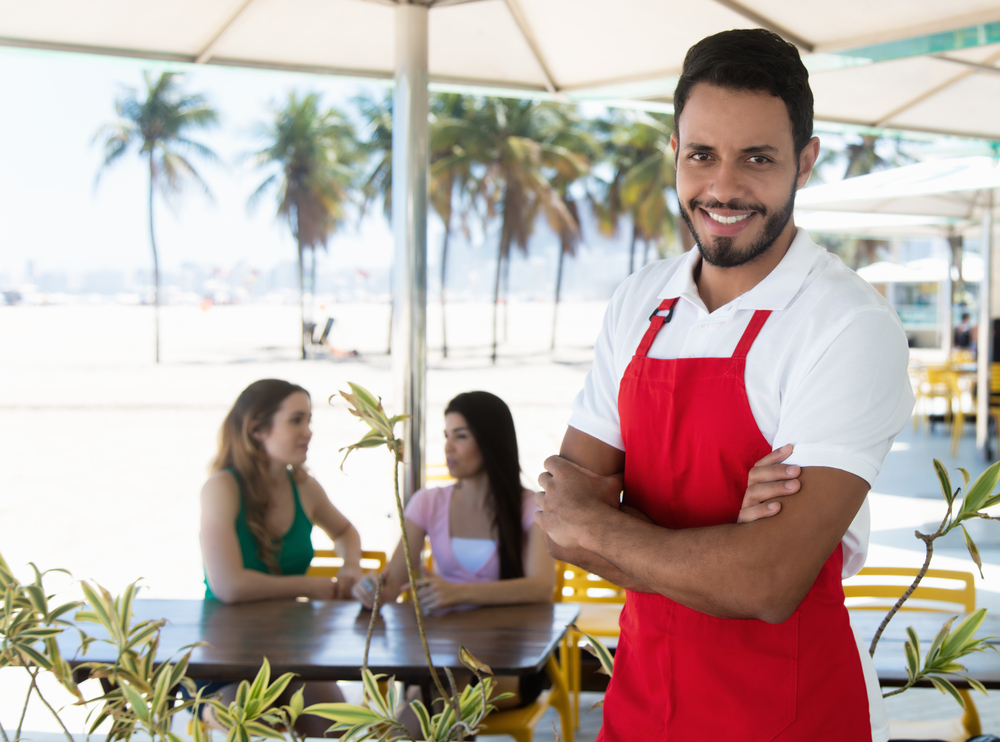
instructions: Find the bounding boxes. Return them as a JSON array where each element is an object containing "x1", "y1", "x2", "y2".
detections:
[
  {"x1": 59, "y1": 599, "x2": 579, "y2": 683},
  {"x1": 850, "y1": 610, "x2": 1000, "y2": 689}
]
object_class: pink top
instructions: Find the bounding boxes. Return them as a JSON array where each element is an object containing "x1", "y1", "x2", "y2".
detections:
[{"x1": 404, "y1": 484, "x2": 540, "y2": 583}]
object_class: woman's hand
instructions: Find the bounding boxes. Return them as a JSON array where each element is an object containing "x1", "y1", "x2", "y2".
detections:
[
  {"x1": 737, "y1": 444, "x2": 801, "y2": 524},
  {"x1": 304, "y1": 576, "x2": 337, "y2": 600},
  {"x1": 352, "y1": 573, "x2": 380, "y2": 609},
  {"x1": 413, "y1": 570, "x2": 463, "y2": 614},
  {"x1": 334, "y1": 565, "x2": 363, "y2": 600}
]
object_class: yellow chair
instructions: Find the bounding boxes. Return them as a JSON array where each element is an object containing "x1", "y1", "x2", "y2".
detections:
[
  {"x1": 478, "y1": 635, "x2": 574, "y2": 742},
  {"x1": 988, "y1": 363, "x2": 1000, "y2": 446},
  {"x1": 913, "y1": 366, "x2": 966, "y2": 456},
  {"x1": 555, "y1": 561, "x2": 626, "y2": 728},
  {"x1": 425, "y1": 463, "x2": 455, "y2": 484},
  {"x1": 843, "y1": 567, "x2": 980, "y2": 740},
  {"x1": 306, "y1": 549, "x2": 387, "y2": 578}
]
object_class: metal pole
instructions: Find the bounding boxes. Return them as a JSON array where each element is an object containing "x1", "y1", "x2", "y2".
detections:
[
  {"x1": 391, "y1": 2, "x2": 429, "y2": 500},
  {"x1": 976, "y1": 190, "x2": 993, "y2": 459}
]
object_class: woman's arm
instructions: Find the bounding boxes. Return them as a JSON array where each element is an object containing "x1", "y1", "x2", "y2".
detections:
[
  {"x1": 354, "y1": 518, "x2": 427, "y2": 608},
  {"x1": 414, "y1": 522, "x2": 556, "y2": 612},
  {"x1": 298, "y1": 476, "x2": 363, "y2": 598},
  {"x1": 200, "y1": 472, "x2": 336, "y2": 604}
]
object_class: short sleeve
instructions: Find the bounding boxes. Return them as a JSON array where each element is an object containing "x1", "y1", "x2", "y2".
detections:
[
  {"x1": 403, "y1": 488, "x2": 432, "y2": 531},
  {"x1": 521, "y1": 490, "x2": 541, "y2": 532},
  {"x1": 776, "y1": 307, "x2": 914, "y2": 486},
  {"x1": 568, "y1": 289, "x2": 626, "y2": 450}
]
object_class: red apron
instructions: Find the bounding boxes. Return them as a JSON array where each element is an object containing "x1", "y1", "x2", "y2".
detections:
[{"x1": 598, "y1": 298, "x2": 871, "y2": 741}]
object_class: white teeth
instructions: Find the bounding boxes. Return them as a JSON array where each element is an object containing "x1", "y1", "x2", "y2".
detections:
[{"x1": 707, "y1": 212, "x2": 752, "y2": 225}]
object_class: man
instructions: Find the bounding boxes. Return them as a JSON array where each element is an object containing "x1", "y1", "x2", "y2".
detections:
[{"x1": 534, "y1": 29, "x2": 914, "y2": 741}]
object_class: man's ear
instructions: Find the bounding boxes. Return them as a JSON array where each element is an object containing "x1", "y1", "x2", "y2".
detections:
[
  {"x1": 670, "y1": 132, "x2": 679, "y2": 157},
  {"x1": 796, "y1": 137, "x2": 821, "y2": 189}
]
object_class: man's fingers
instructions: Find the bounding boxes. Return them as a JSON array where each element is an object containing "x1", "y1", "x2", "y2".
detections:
[
  {"x1": 543, "y1": 454, "x2": 603, "y2": 479},
  {"x1": 742, "y1": 479, "x2": 800, "y2": 508},
  {"x1": 737, "y1": 500, "x2": 782, "y2": 524},
  {"x1": 747, "y1": 463, "x2": 800, "y2": 486},
  {"x1": 753, "y1": 443, "x2": 794, "y2": 468}
]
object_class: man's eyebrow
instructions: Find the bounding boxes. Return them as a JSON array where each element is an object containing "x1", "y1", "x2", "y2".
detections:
[{"x1": 681, "y1": 143, "x2": 780, "y2": 154}]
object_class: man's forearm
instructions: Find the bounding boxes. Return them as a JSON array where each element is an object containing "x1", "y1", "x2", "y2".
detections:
[{"x1": 545, "y1": 537, "x2": 654, "y2": 593}]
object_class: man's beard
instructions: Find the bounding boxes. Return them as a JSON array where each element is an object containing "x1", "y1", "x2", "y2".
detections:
[{"x1": 679, "y1": 183, "x2": 797, "y2": 269}]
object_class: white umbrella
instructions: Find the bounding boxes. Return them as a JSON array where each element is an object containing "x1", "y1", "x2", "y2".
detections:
[
  {"x1": 797, "y1": 157, "x2": 998, "y2": 458},
  {"x1": 7, "y1": 1, "x2": 1000, "y2": 484}
]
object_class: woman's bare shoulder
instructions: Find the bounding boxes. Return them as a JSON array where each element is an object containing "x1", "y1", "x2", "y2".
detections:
[{"x1": 201, "y1": 470, "x2": 240, "y2": 512}]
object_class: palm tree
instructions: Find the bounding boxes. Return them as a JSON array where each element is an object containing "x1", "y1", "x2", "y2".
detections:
[
  {"x1": 95, "y1": 71, "x2": 217, "y2": 363},
  {"x1": 250, "y1": 92, "x2": 359, "y2": 359},
  {"x1": 437, "y1": 98, "x2": 586, "y2": 363},
  {"x1": 591, "y1": 111, "x2": 681, "y2": 276},
  {"x1": 428, "y1": 93, "x2": 479, "y2": 359}
]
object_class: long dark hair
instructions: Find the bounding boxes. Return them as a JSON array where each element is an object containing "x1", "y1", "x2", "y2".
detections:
[
  {"x1": 212, "y1": 379, "x2": 309, "y2": 574},
  {"x1": 445, "y1": 391, "x2": 524, "y2": 579}
]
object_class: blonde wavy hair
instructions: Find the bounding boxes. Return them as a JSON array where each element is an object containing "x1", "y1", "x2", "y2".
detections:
[{"x1": 211, "y1": 379, "x2": 309, "y2": 574}]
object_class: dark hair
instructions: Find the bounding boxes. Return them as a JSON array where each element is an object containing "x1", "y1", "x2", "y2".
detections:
[
  {"x1": 673, "y1": 28, "x2": 813, "y2": 154},
  {"x1": 212, "y1": 379, "x2": 310, "y2": 574},
  {"x1": 444, "y1": 391, "x2": 524, "y2": 579}
]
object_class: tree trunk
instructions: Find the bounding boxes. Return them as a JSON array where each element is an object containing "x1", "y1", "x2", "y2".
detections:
[
  {"x1": 502, "y1": 253, "x2": 511, "y2": 343},
  {"x1": 492, "y1": 198, "x2": 514, "y2": 365},
  {"x1": 551, "y1": 244, "x2": 566, "y2": 352},
  {"x1": 387, "y1": 266, "x2": 393, "y2": 355},
  {"x1": 148, "y1": 152, "x2": 160, "y2": 364},
  {"x1": 441, "y1": 223, "x2": 451, "y2": 359},
  {"x1": 628, "y1": 223, "x2": 638, "y2": 275},
  {"x1": 297, "y1": 243, "x2": 306, "y2": 360},
  {"x1": 309, "y1": 247, "x2": 317, "y2": 311}
]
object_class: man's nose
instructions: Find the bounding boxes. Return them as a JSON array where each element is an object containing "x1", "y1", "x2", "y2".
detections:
[{"x1": 708, "y1": 162, "x2": 747, "y2": 205}]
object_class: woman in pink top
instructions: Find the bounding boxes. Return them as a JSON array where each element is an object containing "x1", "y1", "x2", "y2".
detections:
[{"x1": 354, "y1": 391, "x2": 555, "y2": 708}]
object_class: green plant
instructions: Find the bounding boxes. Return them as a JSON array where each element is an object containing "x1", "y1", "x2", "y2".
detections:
[
  {"x1": 0, "y1": 552, "x2": 84, "y2": 742},
  {"x1": 868, "y1": 459, "x2": 1000, "y2": 704},
  {"x1": 319, "y1": 382, "x2": 508, "y2": 741}
]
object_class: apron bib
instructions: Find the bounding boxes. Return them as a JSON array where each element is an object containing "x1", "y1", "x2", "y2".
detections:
[{"x1": 598, "y1": 298, "x2": 871, "y2": 741}]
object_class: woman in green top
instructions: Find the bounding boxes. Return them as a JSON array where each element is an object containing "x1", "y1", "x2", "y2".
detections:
[{"x1": 198, "y1": 378, "x2": 362, "y2": 735}]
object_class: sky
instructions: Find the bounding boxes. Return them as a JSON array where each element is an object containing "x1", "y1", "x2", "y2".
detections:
[{"x1": 0, "y1": 46, "x2": 402, "y2": 277}]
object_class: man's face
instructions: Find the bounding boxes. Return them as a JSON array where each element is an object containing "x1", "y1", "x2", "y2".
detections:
[{"x1": 671, "y1": 83, "x2": 816, "y2": 268}]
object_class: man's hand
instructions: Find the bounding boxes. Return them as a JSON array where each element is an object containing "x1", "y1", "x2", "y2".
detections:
[
  {"x1": 535, "y1": 455, "x2": 624, "y2": 549},
  {"x1": 738, "y1": 444, "x2": 801, "y2": 523}
]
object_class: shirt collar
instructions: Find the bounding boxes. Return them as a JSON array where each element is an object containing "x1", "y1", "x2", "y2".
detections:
[{"x1": 657, "y1": 228, "x2": 821, "y2": 315}]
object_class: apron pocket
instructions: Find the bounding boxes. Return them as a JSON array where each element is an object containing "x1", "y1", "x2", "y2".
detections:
[{"x1": 669, "y1": 605, "x2": 799, "y2": 742}]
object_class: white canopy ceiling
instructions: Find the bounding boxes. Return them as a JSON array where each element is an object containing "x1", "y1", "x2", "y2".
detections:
[
  {"x1": 2, "y1": 0, "x2": 1000, "y2": 140},
  {"x1": 796, "y1": 156, "x2": 1000, "y2": 218}
]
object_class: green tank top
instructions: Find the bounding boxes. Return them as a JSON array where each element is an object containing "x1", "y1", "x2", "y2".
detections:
[{"x1": 203, "y1": 468, "x2": 316, "y2": 600}]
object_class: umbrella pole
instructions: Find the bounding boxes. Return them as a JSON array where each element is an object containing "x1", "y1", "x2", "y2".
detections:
[
  {"x1": 976, "y1": 190, "x2": 994, "y2": 460},
  {"x1": 391, "y1": 2, "x2": 429, "y2": 501}
]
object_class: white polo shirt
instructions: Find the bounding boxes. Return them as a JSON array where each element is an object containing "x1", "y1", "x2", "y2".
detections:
[
  {"x1": 570, "y1": 228, "x2": 913, "y2": 577},
  {"x1": 570, "y1": 229, "x2": 913, "y2": 741}
]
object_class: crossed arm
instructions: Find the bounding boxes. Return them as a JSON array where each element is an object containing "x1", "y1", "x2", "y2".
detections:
[{"x1": 533, "y1": 426, "x2": 869, "y2": 624}]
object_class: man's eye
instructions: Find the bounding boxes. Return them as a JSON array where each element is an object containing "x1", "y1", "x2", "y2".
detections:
[
  {"x1": 749, "y1": 155, "x2": 770, "y2": 164},
  {"x1": 690, "y1": 153, "x2": 710, "y2": 161}
]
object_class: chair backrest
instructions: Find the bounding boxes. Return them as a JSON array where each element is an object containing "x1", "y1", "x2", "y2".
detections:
[
  {"x1": 923, "y1": 367, "x2": 961, "y2": 394},
  {"x1": 555, "y1": 561, "x2": 626, "y2": 603},
  {"x1": 843, "y1": 567, "x2": 975, "y2": 613},
  {"x1": 990, "y1": 363, "x2": 1000, "y2": 397},
  {"x1": 306, "y1": 549, "x2": 387, "y2": 578}
]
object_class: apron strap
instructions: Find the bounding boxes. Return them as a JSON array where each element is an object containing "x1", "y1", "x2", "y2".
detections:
[
  {"x1": 635, "y1": 298, "x2": 679, "y2": 358},
  {"x1": 732, "y1": 310, "x2": 772, "y2": 360}
]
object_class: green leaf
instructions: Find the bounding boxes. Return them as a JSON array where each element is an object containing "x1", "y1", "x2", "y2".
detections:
[
  {"x1": 301, "y1": 702, "x2": 381, "y2": 724},
  {"x1": 962, "y1": 461, "x2": 1000, "y2": 514},
  {"x1": 16, "y1": 643, "x2": 53, "y2": 669},
  {"x1": 459, "y1": 646, "x2": 493, "y2": 676},
  {"x1": 929, "y1": 676, "x2": 965, "y2": 707},
  {"x1": 958, "y1": 467, "x2": 972, "y2": 491},
  {"x1": 247, "y1": 657, "x2": 271, "y2": 701},
  {"x1": 571, "y1": 623, "x2": 615, "y2": 677},
  {"x1": 120, "y1": 682, "x2": 149, "y2": 722},
  {"x1": 361, "y1": 669, "x2": 392, "y2": 718},
  {"x1": 243, "y1": 721, "x2": 287, "y2": 740},
  {"x1": 961, "y1": 525, "x2": 985, "y2": 578},
  {"x1": 257, "y1": 671, "x2": 296, "y2": 710},
  {"x1": 119, "y1": 582, "x2": 137, "y2": 629},
  {"x1": 934, "y1": 459, "x2": 954, "y2": 506},
  {"x1": 941, "y1": 609, "x2": 987, "y2": 658},
  {"x1": 904, "y1": 640, "x2": 919, "y2": 683},
  {"x1": 410, "y1": 700, "x2": 433, "y2": 741}
]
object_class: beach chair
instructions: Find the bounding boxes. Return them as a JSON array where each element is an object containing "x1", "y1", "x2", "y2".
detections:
[
  {"x1": 316, "y1": 317, "x2": 334, "y2": 345},
  {"x1": 306, "y1": 549, "x2": 387, "y2": 578},
  {"x1": 844, "y1": 567, "x2": 980, "y2": 741}
]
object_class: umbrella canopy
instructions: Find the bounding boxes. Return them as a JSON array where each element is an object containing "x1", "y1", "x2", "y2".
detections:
[
  {"x1": 795, "y1": 210, "x2": 968, "y2": 238},
  {"x1": 3, "y1": 0, "x2": 1000, "y2": 139},
  {"x1": 797, "y1": 157, "x2": 1000, "y2": 218},
  {"x1": 856, "y1": 255, "x2": 984, "y2": 284}
]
